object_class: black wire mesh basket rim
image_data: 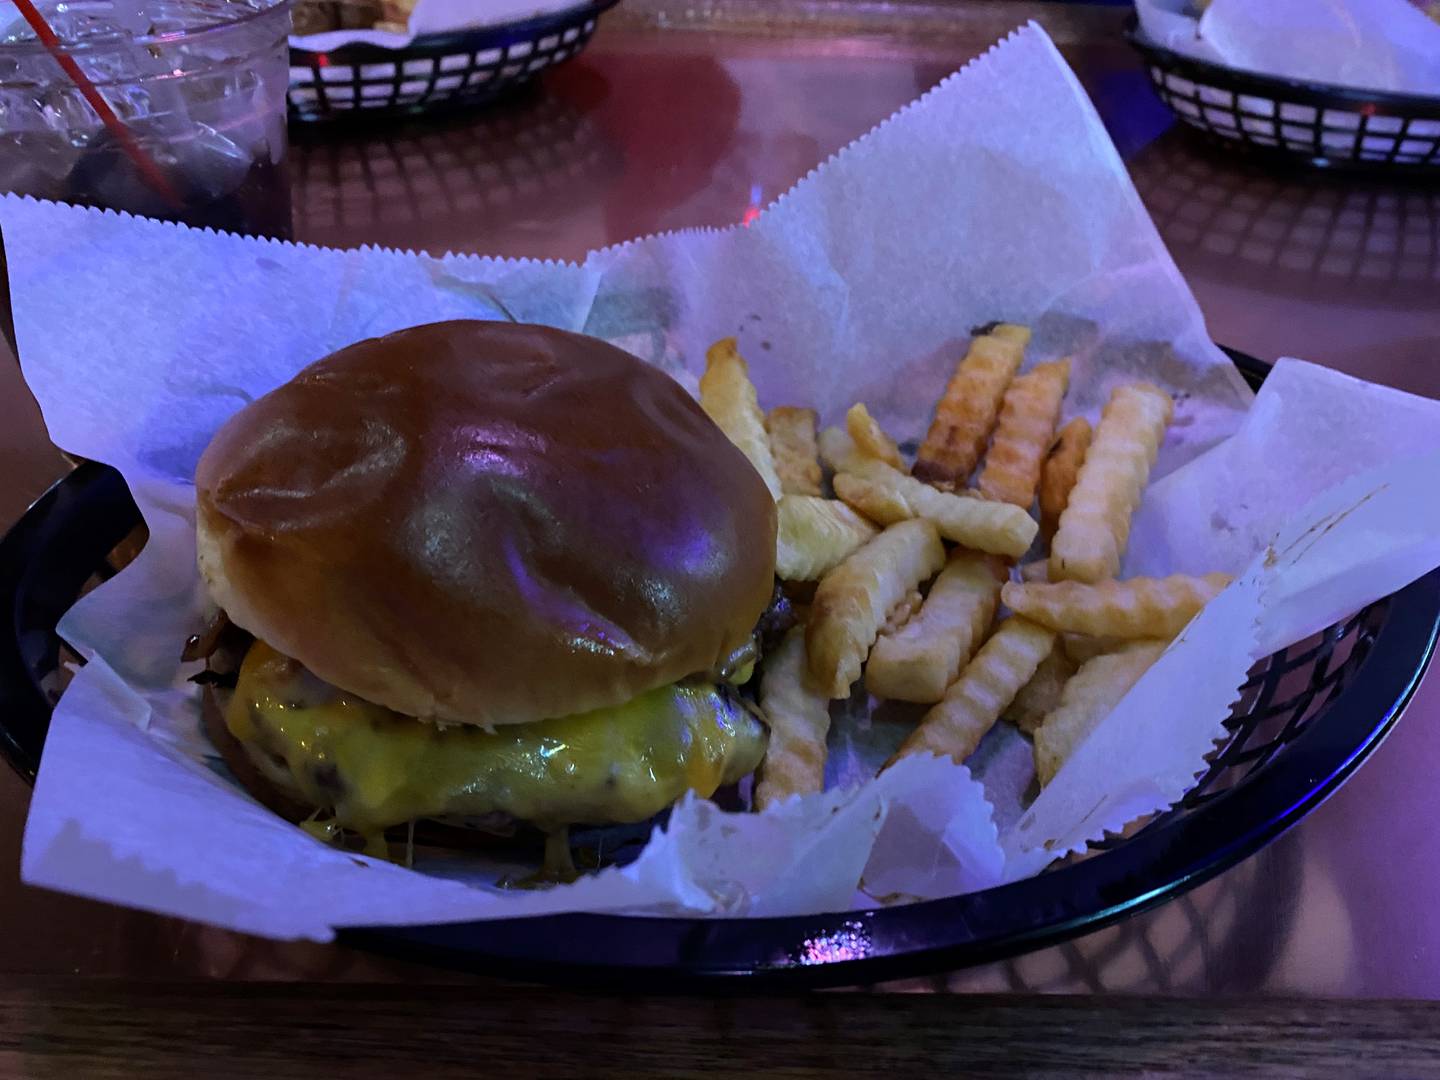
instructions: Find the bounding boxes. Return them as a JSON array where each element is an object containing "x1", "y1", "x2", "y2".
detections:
[
  {"x1": 2, "y1": 350, "x2": 1436, "y2": 987},
  {"x1": 288, "y1": 0, "x2": 618, "y2": 65},
  {"x1": 1126, "y1": 15, "x2": 1440, "y2": 118}
]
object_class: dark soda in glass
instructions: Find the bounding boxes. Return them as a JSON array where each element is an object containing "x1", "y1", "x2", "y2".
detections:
[{"x1": 0, "y1": 0, "x2": 293, "y2": 239}]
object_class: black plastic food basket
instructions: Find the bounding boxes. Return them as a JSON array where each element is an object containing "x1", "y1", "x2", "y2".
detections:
[
  {"x1": 1128, "y1": 15, "x2": 1440, "y2": 172},
  {"x1": 288, "y1": 0, "x2": 618, "y2": 121},
  {"x1": 3, "y1": 351, "x2": 1435, "y2": 987}
]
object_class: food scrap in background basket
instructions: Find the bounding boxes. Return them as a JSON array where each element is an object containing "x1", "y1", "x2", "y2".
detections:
[
  {"x1": 293, "y1": 0, "x2": 413, "y2": 34},
  {"x1": 290, "y1": 0, "x2": 596, "y2": 44}
]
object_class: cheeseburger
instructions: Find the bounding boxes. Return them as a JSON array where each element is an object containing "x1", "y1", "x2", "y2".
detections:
[{"x1": 189, "y1": 320, "x2": 780, "y2": 869}]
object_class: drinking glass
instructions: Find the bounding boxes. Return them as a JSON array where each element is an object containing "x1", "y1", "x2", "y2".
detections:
[{"x1": 0, "y1": 0, "x2": 294, "y2": 237}]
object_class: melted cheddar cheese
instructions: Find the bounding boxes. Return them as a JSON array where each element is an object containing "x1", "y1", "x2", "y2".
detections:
[{"x1": 226, "y1": 642, "x2": 768, "y2": 844}]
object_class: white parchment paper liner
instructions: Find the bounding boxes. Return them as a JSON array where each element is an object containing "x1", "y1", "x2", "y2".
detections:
[
  {"x1": 1005, "y1": 360, "x2": 1440, "y2": 874},
  {"x1": 1135, "y1": 0, "x2": 1440, "y2": 98},
  {"x1": 10, "y1": 24, "x2": 1440, "y2": 940}
]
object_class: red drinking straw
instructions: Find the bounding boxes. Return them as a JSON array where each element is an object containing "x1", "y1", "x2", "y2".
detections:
[{"x1": 10, "y1": 0, "x2": 184, "y2": 209}]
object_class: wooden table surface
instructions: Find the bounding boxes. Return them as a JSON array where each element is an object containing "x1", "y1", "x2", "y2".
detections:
[
  {"x1": 5, "y1": 978, "x2": 1440, "y2": 1078},
  {"x1": 3, "y1": 1, "x2": 1440, "y2": 1073}
]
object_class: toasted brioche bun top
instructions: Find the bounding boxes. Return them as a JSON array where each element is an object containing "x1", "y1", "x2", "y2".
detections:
[{"x1": 195, "y1": 320, "x2": 777, "y2": 727}]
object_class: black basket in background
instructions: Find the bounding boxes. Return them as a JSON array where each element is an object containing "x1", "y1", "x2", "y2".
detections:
[
  {"x1": 288, "y1": 0, "x2": 618, "y2": 121},
  {"x1": 1127, "y1": 15, "x2": 1440, "y2": 173}
]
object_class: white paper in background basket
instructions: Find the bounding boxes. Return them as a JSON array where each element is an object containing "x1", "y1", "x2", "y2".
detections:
[
  {"x1": 5, "y1": 22, "x2": 1427, "y2": 941},
  {"x1": 1134, "y1": 0, "x2": 1440, "y2": 97},
  {"x1": 290, "y1": 0, "x2": 588, "y2": 52}
]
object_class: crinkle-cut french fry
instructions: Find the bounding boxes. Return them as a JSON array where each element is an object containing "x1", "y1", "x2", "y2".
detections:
[
  {"x1": 846, "y1": 403, "x2": 905, "y2": 470},
  {"x1": 699, "y1": 338, "x2": 782, "y2": 500},
  {"x1": 1002, "y1": 573, "x2": 1231, "y2": 639},
  {"x1": 1061, "y1": 633, "x2": 1134, "y2": 666},
  {"x1": 977, "y1": 358, "x2": 1070, "y2": 508},
  {"x1": 766, "y1": 406, "x2": 823, "y2": 497},
  {"x1": 881, "y1": 590, "x2": 925, "y2": 637},
  {"x1": 914, "y1": 324, "x2": 1030, "y2": 488},
  {"x1": 1050, "y1": 384, "x2": 1172, "y2": 583},
  {"x1": 776, "y1": 495, "x2": 878, "y2": 581},
  {"x1": 865, "y1": 550, "x2": 1006, "y2": 704},
  {"x1": 833, "y1": 458, "x2": 1037, "y2": 558},
  {"x1": 754, "y1": 626, "x2": 832, "y2": 809},
  {"x1": 817, "y1": 426, "x2": 863, "y2": 475},
  {"x1": 806, "y1": 519, "x2": 945, "y2": 699},
  {"x1": 887, "y1": 616, "x2": 1055, "y2": 766},
  {"x1": 1019, "y1": 560, "x2": 1050, "y2": 584},
  {"x1": 1004, "y1": 646, "x2": 1076, "y2": 735},
  {"x1": 1034, "y1": 641, "x2": 1167, "y2": 786},
  {"x1": 1039, "y1": 417, "x2": 1092, "y2": 541}
]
